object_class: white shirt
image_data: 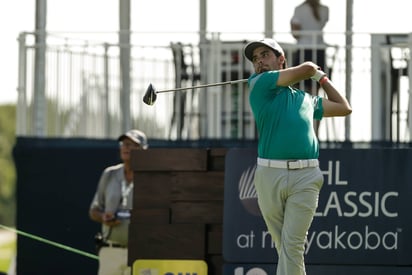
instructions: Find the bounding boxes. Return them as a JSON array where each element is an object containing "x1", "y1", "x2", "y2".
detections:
[{"x1": 291, "y1": 2, "x2": 329, "y2": 46}]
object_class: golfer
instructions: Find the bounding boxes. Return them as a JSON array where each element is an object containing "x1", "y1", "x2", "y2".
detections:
[{"x1": 243, "y1": 38, "x2": 351, "y2": 275}]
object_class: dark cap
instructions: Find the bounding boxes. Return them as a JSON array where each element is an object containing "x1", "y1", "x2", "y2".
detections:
[
  {"x1": 118, "y1": 129, "x2": 148, "y2": 150},
  {"x1": 243, "y1": 38, "x2": 285, "y2": 62}
]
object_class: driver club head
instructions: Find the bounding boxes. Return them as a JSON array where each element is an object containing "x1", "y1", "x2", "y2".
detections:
[{"x1": 142, "y1": 83, "x2": 157, "y2": 105}]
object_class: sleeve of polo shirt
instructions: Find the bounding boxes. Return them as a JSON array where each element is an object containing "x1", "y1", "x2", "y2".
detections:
[{"x1": 90, "y1": 167, "x2": 112, "y2": 210}]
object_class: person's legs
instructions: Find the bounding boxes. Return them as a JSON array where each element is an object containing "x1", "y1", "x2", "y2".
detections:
[
  {"x1": 98, "y1": 247, "x2": 130, "y2": 275},
  {"x1": 254, "y1": 166, "x2": 288, "y2": 253},
  {"x1": 121, "y1": 249, "x2": 131, "y2": 275},
  {"x1": 276, "y1": 168, "x2": 324, "y2": 275}
]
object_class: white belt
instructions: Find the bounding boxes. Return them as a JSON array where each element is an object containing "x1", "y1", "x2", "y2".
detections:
[{"x1": 257, "y1": 157, "x2": 319, "y2": 170}]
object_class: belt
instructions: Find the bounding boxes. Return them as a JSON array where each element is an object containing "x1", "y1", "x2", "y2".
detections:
[
  {"x1": 257, "y1": 157, "x2": 319, "y2": 170},
  {"x1": 102, "y1": 241, "x2": 127, "y2": 249}
]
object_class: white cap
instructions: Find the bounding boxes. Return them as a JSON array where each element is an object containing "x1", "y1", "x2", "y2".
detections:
[
  {"x1": 243, "y1": 38, "x2": 285, "y2": 62},
  {"x1": 118, "y1": 129, "x2": 148, "y2": 150}
]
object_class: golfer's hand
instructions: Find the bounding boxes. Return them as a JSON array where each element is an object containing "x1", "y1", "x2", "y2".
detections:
[{"x1": 311, "y1": 69, "x2": 327, "y2": 82}]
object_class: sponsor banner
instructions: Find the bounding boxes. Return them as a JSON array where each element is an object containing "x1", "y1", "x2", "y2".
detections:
[
  {"x1": 133, "y1": 259, "x2": 207, "y2": 275},
  {"x1": 223, "y1": 148, "x2": 412, "y2": 265},
  {"x1": 223, "y1": 264, "x2": 412, "y2": 275}
]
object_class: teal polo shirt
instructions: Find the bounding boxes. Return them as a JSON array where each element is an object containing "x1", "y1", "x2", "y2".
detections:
[{"x1": 248, "y1": 70, "x2": 324, "y2": 160}]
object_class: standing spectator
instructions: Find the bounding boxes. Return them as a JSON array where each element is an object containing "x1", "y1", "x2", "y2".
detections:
[
  {"x1": 291, "y1": 0, "x2": 329, "y2": 134},
  {"x1": 243, "y1": 38, "x2": 351, "y2": 275},
  {"x1": 89, "y1": 129, "x2": 148, "y2": 275}
]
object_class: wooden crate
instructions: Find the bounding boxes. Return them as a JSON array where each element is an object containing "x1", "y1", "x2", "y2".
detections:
[{"x1": 129, "y1": 148, "x2": 227, "y2": 275}]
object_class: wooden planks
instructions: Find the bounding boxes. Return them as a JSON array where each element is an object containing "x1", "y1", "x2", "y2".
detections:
[
  {"x1": 131, "y1": 148, "x2": 208, "y2": 171},
  {"x1": 129, "y1": 224, "x2": 206, "y2": 260},
  {"x1": 171, "y1": 202, "x2": 223, "y2": 224},
  {"x1": 129, "y1": 148, "x2": 228, "y2": 275},
  {"x1": 132, "y1": 173, "x2": 174, "y2": 209},
  {"x1": 131, "y1": 208, "x2": 170, "y2": 224},
  {"x1": 171, "y1": 172, "x2": 225, "y2": 201}
]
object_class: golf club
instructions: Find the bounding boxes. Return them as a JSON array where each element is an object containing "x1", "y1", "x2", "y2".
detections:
[{"x1": 143, "y1": 79, "x2": 248, "y2": 105}]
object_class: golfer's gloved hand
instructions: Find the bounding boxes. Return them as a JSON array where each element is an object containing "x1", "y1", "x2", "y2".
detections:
[{"x1": 311, "y1": 69, "x2": 327, "y2": 82}]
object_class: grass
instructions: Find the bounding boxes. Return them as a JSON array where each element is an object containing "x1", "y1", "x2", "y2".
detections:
[{"x1": 0, "y1": 230, "x2": 16, "y2": 273}]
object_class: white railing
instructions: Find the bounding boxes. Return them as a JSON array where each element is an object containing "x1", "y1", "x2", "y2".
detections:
[{"x1": 16, "y1": 31, "x2": 412, "y2": 142}]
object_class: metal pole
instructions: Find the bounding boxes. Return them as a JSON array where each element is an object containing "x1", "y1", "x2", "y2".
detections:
[
  {"x1": 199, "y1": 0, "x2": 207, "y2": 138},
  {"x1": 17, "y1": 33, "x2": 28, "y2": 136},
  {"x1": 408, "y1": 33, "x2": 412, "y2": 140},
  {"x1": 345, "y1": 0, "x2": 353, "y2": 141},
  {"x1": 264, "y1": 0, "x2": 273, "y2": 38},
  {"x1": 199, "y1": 0, "x2": 207, "y2": 44},
  {"x1": 103, "y1": 43, "x2": 110, "y2": 137},
  {"x1": 119, "y1": 0, "x2": 131, "y2": 134},
  {"x1": 34, "y1": 0, "x2": 47, "y2": 136}
]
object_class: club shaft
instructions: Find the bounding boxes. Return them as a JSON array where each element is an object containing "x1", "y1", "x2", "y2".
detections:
[{"x1": 156, "y1": 79, "x2": 248, "y2": 94}]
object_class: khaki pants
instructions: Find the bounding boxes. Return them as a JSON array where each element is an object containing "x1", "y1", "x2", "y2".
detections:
[
  {"x1": 98, "y1": 247, "x2": 130, "y2": 275},
  {"x1": 254, "y1": 165, "x2": 323, "y2": 275}
]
